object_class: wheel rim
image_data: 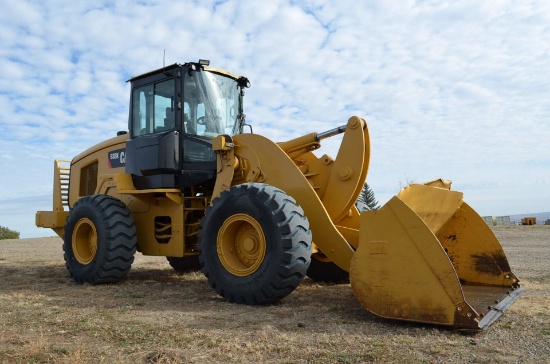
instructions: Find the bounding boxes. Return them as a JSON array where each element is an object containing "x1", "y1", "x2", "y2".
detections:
[
  {"x1": 312, "y1": 243, "x2": 331, "y2": 263},
  {"x1": 312, "y1": 252, "x2": 332, "y2": 263},
  {"x1": 217, "y1": 214, "x2": 266, "y2": 277},
  {"x1": 72, "y1": 218, "x2": 98, "y2": 265}
]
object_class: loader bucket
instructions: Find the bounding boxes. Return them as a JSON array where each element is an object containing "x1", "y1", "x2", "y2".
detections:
[{"x1": 350, "y1": 181, "x2": 523, "y2": 331}]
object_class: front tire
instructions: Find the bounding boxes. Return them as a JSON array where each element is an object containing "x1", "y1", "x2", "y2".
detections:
[
  {"x1": 307, "y1": 252, "x2": 350, "y2": 283},
  {"x1": 199, "y1": 183, "x2": 312, "y2": 304},
  {"x1": 63, "y1": 195, "x2": 137, "y2": 284}
]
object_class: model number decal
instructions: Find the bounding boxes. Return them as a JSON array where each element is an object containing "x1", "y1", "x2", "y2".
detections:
[{"x1": 108, "y1": 148, "x2": 126, "y2": 168}]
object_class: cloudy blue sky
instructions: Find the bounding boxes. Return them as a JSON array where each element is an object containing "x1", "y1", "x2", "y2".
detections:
[{"x1": 1, "y1": 0, "x2": 549, "y2": 238}]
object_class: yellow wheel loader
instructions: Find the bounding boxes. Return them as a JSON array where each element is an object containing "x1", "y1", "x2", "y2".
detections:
[{"x1": 36, "y1": 60, "x2": 522, "y2": 331}]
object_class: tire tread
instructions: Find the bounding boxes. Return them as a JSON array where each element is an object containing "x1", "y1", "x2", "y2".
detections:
[
  {"x1": 199, "y1": 183, "x2": 312, "y2": 305},
  {"x1": 63, "y1": 195, "x2": 137, "y2": 284}
]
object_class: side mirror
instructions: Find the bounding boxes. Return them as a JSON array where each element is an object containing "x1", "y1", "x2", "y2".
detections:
[{"x1": 238, "y1": 77, "x2": 251, "y2": 88}]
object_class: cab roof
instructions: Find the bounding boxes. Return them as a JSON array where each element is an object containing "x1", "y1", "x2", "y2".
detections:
[{"x1": 127, "y1": 62, "x2": 240, "y2": 83}]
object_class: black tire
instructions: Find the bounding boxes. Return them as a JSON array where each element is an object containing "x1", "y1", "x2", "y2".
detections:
[
  {"x1": 167, "y1": 255, "x2": 202, "y2": 273},
  {"x1": 307, "y1": 253, "x2": 350, "y2": 283},
  {"x1": 63, "y1": 195, "x2": 137, "y2": 284},
  {"x1": 199, "y1": 183, "x2": 312, "y2": 305}
]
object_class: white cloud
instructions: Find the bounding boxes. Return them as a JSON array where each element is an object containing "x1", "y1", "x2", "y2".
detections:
[{"x1": 0, "y1": 0, "x2": 549, "y2": 237}]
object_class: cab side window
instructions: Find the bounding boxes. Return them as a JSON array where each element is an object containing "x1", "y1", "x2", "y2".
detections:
[{"x1": 132, "y1": 79, "x2": 175, "y2": 137}]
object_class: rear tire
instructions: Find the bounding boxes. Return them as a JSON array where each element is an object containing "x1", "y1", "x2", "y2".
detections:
[
  {"x1": 199, "y1": 183, "x2": 312, "y2": 304},
  {"x1": 63, "y1": 195, "x2": 137, "y2": 284},
  {"x1": 167, "y1": 255, "x2": 201, "y2": 273}
]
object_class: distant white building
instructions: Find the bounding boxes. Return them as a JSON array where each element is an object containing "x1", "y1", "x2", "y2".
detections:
[
  {"x1": 495, "y1": 216, "x2": 511, "y2": 226},
  {"x1": 482, "y1": 216, "x2": 494, "y2": 226}
]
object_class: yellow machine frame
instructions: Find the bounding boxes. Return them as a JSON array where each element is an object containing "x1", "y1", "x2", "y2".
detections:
[{"x1": 37, "y1": 112, "x2": 522, "y2": 331}]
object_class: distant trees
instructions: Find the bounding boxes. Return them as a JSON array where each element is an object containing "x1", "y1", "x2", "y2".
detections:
[
  {"x1": 357, "y1": 183, "x2": 380, "y2": 211},
  {"x1": 0, "y1": 226, "x2": 20, "y2": 240}
]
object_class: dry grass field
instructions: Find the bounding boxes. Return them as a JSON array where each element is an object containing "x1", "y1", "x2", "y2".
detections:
[{"x1": 1, "y1": 226, "x2": 548, "y2": 363}]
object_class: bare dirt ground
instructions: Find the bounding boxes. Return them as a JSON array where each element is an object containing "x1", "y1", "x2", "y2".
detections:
[{"x1": 1, "y1": 226, "x2": 548, "y2": 363}]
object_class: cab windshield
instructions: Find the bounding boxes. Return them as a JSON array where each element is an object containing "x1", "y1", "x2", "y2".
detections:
[{"x1": 183, "y1": 70, "x2": 242, "y2": 138}]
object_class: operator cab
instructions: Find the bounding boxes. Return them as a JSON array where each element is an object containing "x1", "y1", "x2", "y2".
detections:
[{"x1": 125, "y1": 60, "x2": 249, "y2": 190}]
